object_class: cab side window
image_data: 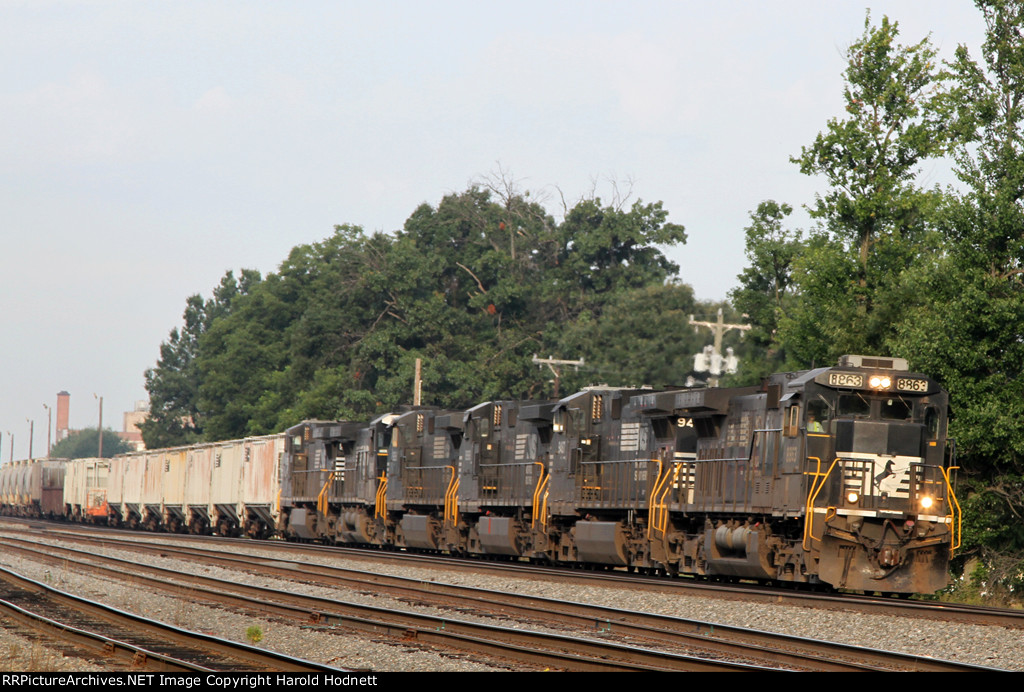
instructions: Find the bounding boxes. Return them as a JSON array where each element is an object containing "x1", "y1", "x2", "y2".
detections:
[
  {"x1": 807, "y1": 400, "x2": 830, "y2": 433},
  {"x1": 924, "y1": 406, "x2": 940, "y2": 438},
  {"x1": 784, "y1": 405, "x2": 800, "y2": 437}
]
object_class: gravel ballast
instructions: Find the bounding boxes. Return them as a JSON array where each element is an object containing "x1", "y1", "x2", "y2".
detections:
[{"x1": 0, "y1": 534, "x2": 1019, "y2": 672}]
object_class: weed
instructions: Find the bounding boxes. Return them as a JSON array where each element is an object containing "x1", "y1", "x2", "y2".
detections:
[{"x1": 245, "y1": 625, "x2": 263, "y2": 645}]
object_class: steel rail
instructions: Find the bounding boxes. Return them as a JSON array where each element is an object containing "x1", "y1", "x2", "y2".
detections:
[
  {"x1": 12, "y1": 519, "x2": 1024, "y2": 630},
  {"x1": 0, "y1": 596, "x2": 213, "y2": 672},
  {"x1": 2, "y1": 533, "x2": 967, "y2": 672},
  {"x1": 0, "y1": 565, "x2": 344, "y2": 673},
  {"x1": 0, "y1": 537, "x2": 777, "y2": 672}
]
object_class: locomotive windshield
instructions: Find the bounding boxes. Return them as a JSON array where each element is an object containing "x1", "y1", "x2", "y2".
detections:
[{"x1": 881, "y1": 398, "x2": 912, "y2": 420}]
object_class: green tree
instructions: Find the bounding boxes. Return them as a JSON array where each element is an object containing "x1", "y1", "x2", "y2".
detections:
[
  {"x1": 555, "y1": 198, "x2": 686, "y2": 304},
  {"x1": 889, "y1": 0, "x2": 1024, "y2": 593},
  {"x1": 141, "y1": 269, "x2": 261, "y2": 448},
  {"x1": 793, "y1": 12, "x2": 948, "y2": 275},
  {"x1": 49, "y1": 428, "x2": 132, "y2": 459},
  {"x1": 146, "y1": 183, "x2": 689, "y2": 442},
  {"x1": 782, "y1": 13, "x2": 949, "y2": 363},
  {"x1": 556, "y1": 283, "x2": 702, "y2": 391},
  {"x1": 729, "y1": 201, "x2": 803, "y2": 378}
]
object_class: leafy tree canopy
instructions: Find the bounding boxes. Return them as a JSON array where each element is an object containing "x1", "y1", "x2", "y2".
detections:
[
  {"x1": 144, "y1": 183, "x2": 689, "y2": 444},
  {"x1": 731, "y1": 2, "x2": 1024, "y2": 596},
  {"x1": 49, "y1": 428, "x2": 133, "y2": 460}
]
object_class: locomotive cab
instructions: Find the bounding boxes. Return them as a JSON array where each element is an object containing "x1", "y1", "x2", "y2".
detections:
[{"x1": 801, "y1": 355, "x2": 957, "y2": 593}]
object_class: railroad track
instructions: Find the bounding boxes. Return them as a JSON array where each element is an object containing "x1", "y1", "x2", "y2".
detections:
[
  {"x1": 0, "y1": 530, "x2": 1001, "y2": 672},
  {"x1": 0, "y1": 536, "x2": 775, "y2": 671},
  {"x1": 187, "y1": 531, "x2": 1024, "y2": 630},
  {"x1": 0, "y1": 565, "x2": 344, "y2": 672},
  {"x1": 28, "y1": 518, "x2": 1022, "y2": 631}
]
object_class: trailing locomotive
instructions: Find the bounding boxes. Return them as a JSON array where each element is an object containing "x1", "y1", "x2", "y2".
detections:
[{"x1": 0, "y1": 354, "x2": 959, "y2": 594}]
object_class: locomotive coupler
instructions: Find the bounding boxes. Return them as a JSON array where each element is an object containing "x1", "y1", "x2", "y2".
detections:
[
  {"x1": 865, "y1": 520, "x2": 908, "y2": 572},
  {"x1": 877, "y1": 545, "x2": 901, "y2": 568}
]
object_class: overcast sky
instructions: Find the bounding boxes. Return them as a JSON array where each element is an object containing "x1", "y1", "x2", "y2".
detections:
[{"x1": 0, "y1": 1, "x2": 986, "y2": 459}]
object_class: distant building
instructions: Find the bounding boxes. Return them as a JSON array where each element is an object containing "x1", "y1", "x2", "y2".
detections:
[
  {"x1": 56, "y1": 391, "x2": 70, "y2": 443},
  {"x1": 121, "y1": 400, "x2": 148, "y2": 451},
  {"x1": 52, "y1": 392, "x2": 149, "y2": 454}
]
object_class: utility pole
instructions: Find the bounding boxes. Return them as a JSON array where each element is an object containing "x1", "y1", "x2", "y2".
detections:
[
  {"x1": 413, "y1": 358, "x2": 422, "y2": 407},
  {"x1": 94, "y1": 394, "x2": 104, "y2": 458},
  {"x1": 689, "y1": 308, "x2": 750, "y2": 387},
  {"x1": 532, "y1": 355, "x2": 585, "y2": 398},
  {"x1": 43, "y1": 403, "x2": 51, "y2": 457}
]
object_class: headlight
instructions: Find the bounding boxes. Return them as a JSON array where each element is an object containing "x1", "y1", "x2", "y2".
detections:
[
  {"x1": 920, "y1": 496, "x2": 934, "y2": 510},
  {"x1": 846, "y1": 491, "x2": 859, "y2": 504},
  {"x1": 868, "y1": 375, "x2": 892, "y2": 389}
]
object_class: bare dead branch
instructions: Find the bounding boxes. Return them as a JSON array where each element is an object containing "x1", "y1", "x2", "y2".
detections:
[{"x1": 456, "y1": 262, "x2": 488, "y2": 294}]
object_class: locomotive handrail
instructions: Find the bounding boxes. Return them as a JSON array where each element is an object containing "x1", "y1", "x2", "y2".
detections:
[
  {"x1": 940, "y1": 465, "x2": 962, "y2": 554},
  {"x1": 539, "y1": 474, "x2": 551, "y2": 530},
  {"x1": 316, "y1": 471, "x2": 336, "y2": 515},
  {"x1": 576, "y1": 458, "x2": 656, "y2": 508},
  {"x1": 530, "y1": 462, "x2": 548, "y2": 529},
  {"x1": 655, "y1": 462, "x2": 681, "y2": 537},
  {"x1": 443, "y1": 466, "x2": 459, "y2": 527},
  {"x1": 663, "y1": 464, "x2": 679, "y2": 528},
  {"x1": 374, "y1": 472, "x2": 387, "y2": 519},
  {"x1": 646, "y1": 459, "x2": 666, "y2": 540},
  {"x1": 693, "y1": 454, "x2": 751, "y2": 463},
  {"x1": 578, "y1": 458, "x2": 662, "y2": 465},
  {"x1": 802, "y1": 456, "x2": 840, "y2": 551}
]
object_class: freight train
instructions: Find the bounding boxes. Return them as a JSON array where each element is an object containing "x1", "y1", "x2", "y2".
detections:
[{"x1": 0, "y1": 355, "x2": 959, "y2": 594}]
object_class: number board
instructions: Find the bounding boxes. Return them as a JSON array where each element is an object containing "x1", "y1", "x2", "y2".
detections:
[
  {"x1": 827, "y1": 372, "x2": 864, "y2": 388},
  {"x1": 896, "y1": 378, "x2": 929, "y2": 392}
]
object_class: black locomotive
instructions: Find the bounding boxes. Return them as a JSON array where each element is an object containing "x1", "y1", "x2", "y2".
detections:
[{"x1": 281, "y1": 354, "x2": 958, "y2": 593}]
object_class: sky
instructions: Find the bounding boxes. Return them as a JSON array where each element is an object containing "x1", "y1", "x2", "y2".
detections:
[{"x1": 0, "y1": 1, "x2": 987, "y2": 460}]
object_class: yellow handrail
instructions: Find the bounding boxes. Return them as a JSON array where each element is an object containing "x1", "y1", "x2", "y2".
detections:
[
  {"x1": 443, "y1": 466, "x2": 459, "y2": 526},
  {"x1": 374, "y1": 472, "x2": 388, "y2": 519},
  {"x1": 801, "y1": 456, "x2": 823, "y2": 551},
  {"x1": 530, "y1": 462, "x2": 548, "y2": 529},
  {"x1": 541, "y1": 484, "x2": 550, "y2": 529},
  {"x1": 940, "y1": 465, "x2": 962, "y2": 554},
  {"x1": 802, "y1": 457, "x2": 839, "y2": 551},
  {"x1": 317, "y1": 471, "x2": 336, "y2": 515},
  {"x1": 646, "y1": 459, "x2": 666, "y2": 540},
  {"x1": 658, "y1": 463, "x2": 682, "y2": 535}
]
